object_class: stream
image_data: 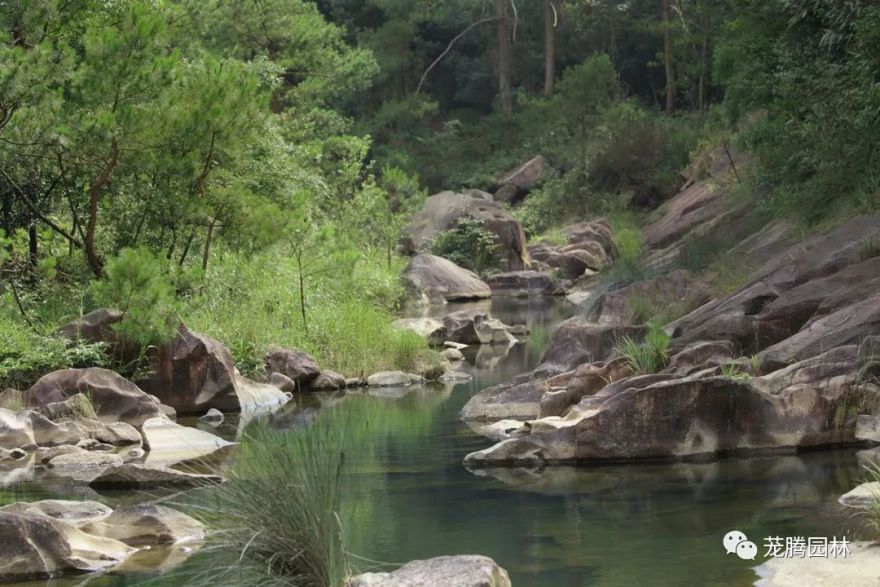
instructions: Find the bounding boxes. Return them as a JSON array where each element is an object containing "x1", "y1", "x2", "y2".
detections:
[{"x1": 0, "y1": 297, "x2": 868, "y2": 586}]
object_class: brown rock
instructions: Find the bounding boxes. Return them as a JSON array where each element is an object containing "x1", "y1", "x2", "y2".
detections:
[
  {"x1": 26, "y1": 368, "x2": 163, "y2": 427},
  {"x1": 404, "y1": 254, "x2": 492, "y2": 303},
  {"x1": 264, "y1": 347, "x2": 320, "y2": 389}
]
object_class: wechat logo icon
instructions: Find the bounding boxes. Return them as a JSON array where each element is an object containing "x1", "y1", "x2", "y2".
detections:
[{"x1": 723, "y1": 530, "x2": 758, "y2": 560}]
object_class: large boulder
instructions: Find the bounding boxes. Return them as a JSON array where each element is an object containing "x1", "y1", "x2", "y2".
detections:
[
  {"x1": 442, "y1": 310, "x2": 516, "y2": 346},
  {"x1": 348, "y1": 555, "x2": 511, "y2": 587},
  {"x1": 0, "y1": 408, "x2": 35, "y2": 449},
  {"x1": 538, "y1": 316, "x2": 643, "y2": 374},
  {"x1": 264, "y1": 347, "x2": 320, "y2": 389},
  {"x1": 465, "y1": 346, "x2": 873, "y2": 466},
  {"x1": 0, "y1": 511, "x2": 135, "y2": 582},
  {"x1": 26, "y1": 368, "x2": 163, "y2": 427},
  {"x1": 56, "y1": 308, "x2": 138, "y2": 361},
  {"x1": 494, "y1": 155, "x2": 546, "y2": 204},
  {"x1": 461, "y1": 375, "x2": 546, "y2": 422},
  {"x1": 140, "y1": 328, "x2": 239, "y2": 413},
  {"x1": 404, "y1": 254, "x2": 492, "y2": 303},
  {"x1": 405, "y1": 190, "x2": 530, "y2": 271},
  {"x1": 83, "y1": 504, "x2": 205, "y2": 546}
]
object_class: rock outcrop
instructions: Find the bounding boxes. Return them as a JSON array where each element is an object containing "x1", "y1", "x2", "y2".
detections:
[
  {"x1": 485, "y1": 270, "x2": 557, "y2": 297},
  {"x1": 405, "y1": 190, "x2": 530, "y2": 271}
]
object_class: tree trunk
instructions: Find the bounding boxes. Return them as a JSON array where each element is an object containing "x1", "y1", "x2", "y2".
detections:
[
  {"x1": 28, "y1": 223, "x2": 37, "y2": 267},
  {"x1": 295, "y1": 251, "x2": 307, "y2": 332},
  {"x1": 662, "y1": 0, "x2": 676, "y2": 114},
  {"x1": 85, "y1": 140, "x2": 120, "y2": 277},
  {"x1": 543, "y1": 0, "x2": 557, "y2": 96},
  {"x1": 201, "y1": 218, "x2": 215, "y2": 271},
  {"x1": 699, "y1": 13, "x2": 710, "y2": 112},
  {"x1": 495, "y1": 0, "x2": 513, "y2": 114}
]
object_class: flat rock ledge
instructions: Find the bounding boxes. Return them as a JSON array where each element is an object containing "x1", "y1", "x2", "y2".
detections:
[
  {"x1": 348, "y1": 555, "x2": 511, "y2": 587},
  {"x1": 754, "y1": 542, "x2": 880, "y2": 587}
]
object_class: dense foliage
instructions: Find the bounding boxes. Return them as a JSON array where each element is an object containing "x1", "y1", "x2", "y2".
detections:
[{"x1": 3, "y1": 0, "x2": 879, "y2": 389}]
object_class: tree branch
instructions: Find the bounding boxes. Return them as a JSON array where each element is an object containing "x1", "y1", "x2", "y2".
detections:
[
  {"x1": 0, "y1": 166, "x2": 83, "y2": 248},
  {"x1": 415, "y1": 17, "x2": 498, "y2": 95}
]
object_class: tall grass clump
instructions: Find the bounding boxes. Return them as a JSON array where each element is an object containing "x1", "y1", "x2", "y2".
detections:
[
  {"x1": 192, "y1": 412, "x2": 357, "y2": 586},
  {"x1": 614, "y1": 322, "x2": 670, "y2": 374}
]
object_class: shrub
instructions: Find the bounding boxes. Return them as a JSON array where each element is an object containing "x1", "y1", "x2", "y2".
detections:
[
  {"x1": 429, "y1": 216, "x2": 505, "y2": 276},
  {"x1": 614, "y1": 322, "x2": 670, "y2": 374},
  {"x1": 0, "y1": 320, "x2": 109, "y2": 388},
  {"x1": 90, "y1": 248, "x2": 179, "y2": 348}
]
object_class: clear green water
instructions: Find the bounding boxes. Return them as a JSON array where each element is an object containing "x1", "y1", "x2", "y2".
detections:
[{"x1": 0, "y1": 298, "x2": 868, "y2": 586}]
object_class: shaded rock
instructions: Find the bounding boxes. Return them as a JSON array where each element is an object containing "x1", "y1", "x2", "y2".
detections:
[
  {"x1": 539, "y1": 358, "x2": 633, "y2": 418},
  {"x1": 199, "y1": 408, "x2": 224, "y2": 424},
  {"x1": 48, "y1": 451, "x2": 123, "y2": 469},
  {"x1": 405, "y1": 190, "x2": 530, "y2": 270},
  {"x1": 495, "y1": 155, "x2": 546, "y2": 204},
  {"x1": 348, "y1": 555, "x2": 511, "y2": 587},
  {"x1": 392, "y1": 318, "x2": 447, "y2": 345},
  {"x1": 486, "y1": 270, "x2": 556, "y2": 296},
  {"x1": 839, "y1": 482, "x2": 880, "y2": 509},
  {"x1": 0, "y1": 511, "x2": 135, "y2": 582},
  {"x1": 27, "y1": 368, "x2": 163, "y2": 427},
  {"x1": 75, "y1": 438, "x2": 114, "y2": 451},
  {"x1": 140, "y1": 328, "x2": 239, "y2": 414},
  {"x1": 754, "y1": 542, "x2": 880, "y2": 587},
  {"x1": 666, "y1": 341, "x2": 736, "y2": 376},
  {"x1": 89, "y1": 464, "x2": 222, "y2": 489},
  {"x1": 759, "y1": 294, "x2": 880, "y2": 372},
  {"x1": 57, "y1": 308, "x2": 136, "y2": 361},
  {"x1": 84, "y1": 504, "x2": 205, "y2": 546},
  {"x1": 366, "y1": 372, "x2": 422, "y2": 387},
  {"x1": 264, "y1": 347, "x2": 320, "y2": 389},
  {"x1": 312, "y1": 370, "x2": 347, "y2": 391},
  {"x1": 404, "y1": 254, "x2": 492, "y2": 303}
]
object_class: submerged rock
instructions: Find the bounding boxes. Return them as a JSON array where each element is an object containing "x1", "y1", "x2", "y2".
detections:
[
  {"x1": 443, "y1": 310, "x2": 516, "y2": 346},
  {"x1": 199, "y1": 408, "x2": 224, "y2": 425},
  {"x1": 348, "y1": 555, "x2": 511, "y2": 587}
]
